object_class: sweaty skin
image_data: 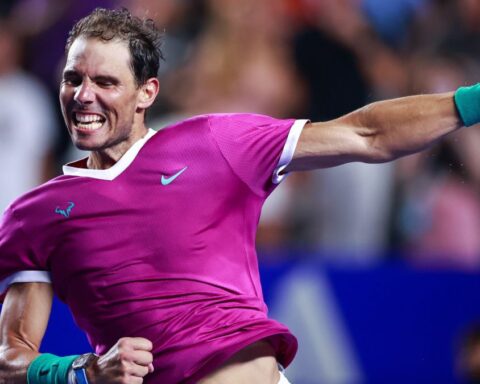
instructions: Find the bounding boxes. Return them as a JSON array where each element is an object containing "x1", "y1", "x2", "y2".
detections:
[
  {"x1": 0, "y1": 33, "x2": 465, "y2": 384},
  {"x1": 59, "y1": 37, "x2": 159, "y2": 170},
  {"x1": 0, "y1": 283, "x2": 51, "y2": 383},
  {"x1": 0, "y1": 284, "x2": 156, "y2": 384}
]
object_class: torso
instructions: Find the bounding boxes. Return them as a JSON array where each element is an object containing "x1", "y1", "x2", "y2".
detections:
[
  {"x1": 198, "y1": 341, "x2": 280, "y2": 384},
  {"x1": 1, "y1": 114, "x2": 299, "y2": 383}
]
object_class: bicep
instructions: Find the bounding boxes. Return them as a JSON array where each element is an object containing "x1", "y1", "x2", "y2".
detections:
[
  {"x1": 286, "y1": 93, "x2": 460, "y2": 172},
  {"x1": 286, "y1": 118, "x2": 374, "y2": 172},
  {"x1": 0, "y1": 282, "x2": 53, "y2": 352}
]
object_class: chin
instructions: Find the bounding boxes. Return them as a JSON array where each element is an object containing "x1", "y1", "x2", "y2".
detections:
[
  {"x1": 73, "y1": 142, "x2": 97, "y2": 151},
  {"x1": 71, "y1": 136, "x2": 106, "y2": 151},
  {"x1": 69, "y1": 127, "x2": 108, "y2": 151}
]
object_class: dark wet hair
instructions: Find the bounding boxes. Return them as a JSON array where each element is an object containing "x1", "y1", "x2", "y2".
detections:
[{"x1": 66, "y1": 8, "x2": 163, "y2": 86}]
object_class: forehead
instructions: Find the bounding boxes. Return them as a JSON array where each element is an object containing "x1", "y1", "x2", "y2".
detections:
[{"x1": 64, "y1": 37, "x2": 133, "y2": 78}]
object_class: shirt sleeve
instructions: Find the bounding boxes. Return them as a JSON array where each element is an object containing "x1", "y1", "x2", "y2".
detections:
[
  {"x1": 0, "y1": 206, "x2": 51, "y2": 302},
  {"x1": 207, "y1": 113, "x2": 308, "y2": 196}
]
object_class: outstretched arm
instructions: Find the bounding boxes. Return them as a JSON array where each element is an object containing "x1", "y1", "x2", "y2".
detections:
[
  {"x1": 286, "y1": 91, "x2": 462, "y2": 171},
  {"x1": 0, "y1": 282, "x2": 53, "y2": 383}
]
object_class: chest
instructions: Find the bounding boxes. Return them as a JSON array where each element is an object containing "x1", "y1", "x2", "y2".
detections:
[{"x1": 43, "y1": 145, "x2": 252, "y2": 283}]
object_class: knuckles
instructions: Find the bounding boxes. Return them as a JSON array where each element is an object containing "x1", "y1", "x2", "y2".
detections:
[
  {"x1": 117, "y1": 337, "x2": 132, "y2": 350},
  {"x1": 95, "y1": 337, "x2": 153, "y2": 383}
]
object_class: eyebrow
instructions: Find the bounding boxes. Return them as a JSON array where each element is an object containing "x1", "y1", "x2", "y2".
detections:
[
  {"x1": 92, "y1": 75, "x2": 120, "y2": 84},
  {"x1": 62, "y1": 69, "x2": 79, "y2": 78},
  {"x1": 62, "y1": 70, "x2": 120, "y2": 84}
]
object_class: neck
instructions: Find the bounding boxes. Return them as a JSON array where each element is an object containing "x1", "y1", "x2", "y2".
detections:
[
  {"x1": 86, "y1": 127, "x2": 150, "y2": 170},
  {"x1": 87, "y1": 152, "x2": 120, "y2": 170}
]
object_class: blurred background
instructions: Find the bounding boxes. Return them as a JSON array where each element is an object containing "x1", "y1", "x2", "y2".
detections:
[{"x1": 1, "y1": 0, "x2": 480, "y2": 383}]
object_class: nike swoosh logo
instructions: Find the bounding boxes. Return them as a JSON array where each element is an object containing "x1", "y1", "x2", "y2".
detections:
[{"x1": 161, "y1": 166, "x2": 188, "y2": 186}]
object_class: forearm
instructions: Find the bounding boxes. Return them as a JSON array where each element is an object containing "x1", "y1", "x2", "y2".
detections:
[
  {"x1": 0, "y1": 283, "x2": 53, "y2": 383},
  {"x1": 0, "y1": 346, "x2": 39, "y2": 383},
  {"x1": 346, "y1": 91, "x2": 462, "y2": 162}
]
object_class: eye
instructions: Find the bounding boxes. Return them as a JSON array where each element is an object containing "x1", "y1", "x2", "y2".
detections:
[
  {"x1": 62, "y1": 74, "x2": 81, "y2": 87},
  {"x1": 95, "y1": 77, "x2": 118, "y2": 88},
  {"x1": 97, "y1": 80, "x2": 113, "y2": 87}
]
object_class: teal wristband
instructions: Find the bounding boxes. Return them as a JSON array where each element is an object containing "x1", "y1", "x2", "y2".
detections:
[
  {"x1": 454, "y1": 83, "x2": 480, "y2": 127},
  {"x1": 27, "y1": 354, "x2": 79, "y2": 384}
]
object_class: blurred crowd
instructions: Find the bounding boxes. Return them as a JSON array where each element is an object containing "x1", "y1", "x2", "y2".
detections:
[{"x1": 2, "y1": 0, "x2": 480, "y2": 269}]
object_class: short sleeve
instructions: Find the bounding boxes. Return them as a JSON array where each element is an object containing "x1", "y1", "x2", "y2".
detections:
[
  {"x1": 207, "y1": 113, "x2": 308, "y2": 196},
  {"x1": 0, "y1": 206, "x2": 51, "y2": 302}
]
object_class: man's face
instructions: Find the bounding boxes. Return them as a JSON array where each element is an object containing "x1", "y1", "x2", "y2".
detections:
[{"x1": 60, "y1": 37, "x2": 144, "y2": 151}]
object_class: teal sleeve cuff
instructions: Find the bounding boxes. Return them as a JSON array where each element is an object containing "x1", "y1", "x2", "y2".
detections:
[
  {"x1": 27, "y1": 354, "x2": 79, "y2": 384},
  {"x1": 454, "y1": 83, "x2": 480, "y2": 127}
]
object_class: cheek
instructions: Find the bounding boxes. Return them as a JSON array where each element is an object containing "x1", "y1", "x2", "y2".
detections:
[
  {"x1": 59, "y1": 88, "x2": 66, "y2": 107},
  {"x1": 115, "y1": 94, "x2": 140, "y2": 118},
  {"x1": 101, "y1": 88, "x2": 139, "y2": 121},
  {"x1": 59, "y1": 87, "x2": 73, "y2": 112}
]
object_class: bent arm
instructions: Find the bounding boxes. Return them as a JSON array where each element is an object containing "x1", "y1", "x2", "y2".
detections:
[
  {"x1": 287, "y1": 92, "x2": 462, "y2": 171},
  {"x1": 0, "y1": 282, "x2": 53, "y2": 383}
]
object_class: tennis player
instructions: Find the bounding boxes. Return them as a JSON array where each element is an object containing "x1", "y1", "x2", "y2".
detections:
[{"x1": 0, "y1": 7, "x2": 478, "y2": 384}]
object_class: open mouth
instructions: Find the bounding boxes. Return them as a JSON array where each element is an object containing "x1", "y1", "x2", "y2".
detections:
[{"x1": 73, "y1": 112, "x2": 106, "y2": 131}]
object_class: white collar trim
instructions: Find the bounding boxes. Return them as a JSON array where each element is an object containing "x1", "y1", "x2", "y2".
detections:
[{"x1": 62, "y1": 129, "x2": 156, "y2": 180}]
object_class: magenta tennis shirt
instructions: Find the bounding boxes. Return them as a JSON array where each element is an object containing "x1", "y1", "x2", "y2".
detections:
[{"x1": 0, "y1": 113, "x2": 307, "y2": 383}]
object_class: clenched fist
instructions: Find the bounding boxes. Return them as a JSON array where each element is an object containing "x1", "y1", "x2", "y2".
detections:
[{"x1": 87, "y1": 337, "x2": 154, "y2": 383}]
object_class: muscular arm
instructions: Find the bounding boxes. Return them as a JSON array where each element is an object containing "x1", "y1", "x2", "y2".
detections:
[
  {"x1": 0, "y1": 282, "x2": 53, "y2": 383},
  {"x1": 0, "y1": 282, "x2": 154, "y2": 384},
  {"x1": 287, "y1": 92, "x2": 462, "y2": 171}
]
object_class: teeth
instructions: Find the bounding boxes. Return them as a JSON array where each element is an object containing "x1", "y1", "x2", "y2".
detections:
[
  {"x1": 77, "y1": 121, "x2": 103, "y2": 130},
  {"x1": 73, "y1": 113, "x2": 104, "y2": 130},
  {"x1": 74, "y1": 113, "x2": 103, "y2": 123}
]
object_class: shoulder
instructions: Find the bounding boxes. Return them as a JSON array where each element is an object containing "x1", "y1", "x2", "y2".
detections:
[
  {"x1": 149, "y1": 113, "x2": 278, "y2": 145},
  {"x1": 156, "y1": 113, "x2": 280, "y2": 133},
  {"x1": 205, "y1": 113, "x2": 286, "y2": 128},
  {"x1": 4, "y1": 175, "x2": 80, "y2": 219},
  {"x1": 145, "y1": 113, "x2": 295, "y2": 156}
]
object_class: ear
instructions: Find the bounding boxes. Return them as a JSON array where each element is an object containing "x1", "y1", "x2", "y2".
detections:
[{"x1": 137, "y1": 77, "x2": 160, "y2": 110}]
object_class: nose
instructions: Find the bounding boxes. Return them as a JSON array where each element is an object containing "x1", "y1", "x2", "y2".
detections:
[{"x1": 74, "y1": 80, "x2": 95, "y2": 105}]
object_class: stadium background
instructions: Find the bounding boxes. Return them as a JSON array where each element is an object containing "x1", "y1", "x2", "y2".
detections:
[{"x1": 2, "y1": 0, "x2": 480, "y2": 383}]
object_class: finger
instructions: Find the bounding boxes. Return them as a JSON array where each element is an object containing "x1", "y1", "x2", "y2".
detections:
[
  {"x1": 128, "y1": 362, "x2": 150, "y2": 378},
  {"x1": 132, "y1": 350, "x2": 153, "y2": 367},
  {"x1": 148, "y1": 363, "x2": 154, "y2": 373},
  {"x1": 127, "y1": 376, "x2": 143, "y2": 384},
  {"x1": 119, "y1": 337, "x2": 153, "y2": 351}
]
